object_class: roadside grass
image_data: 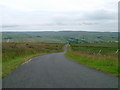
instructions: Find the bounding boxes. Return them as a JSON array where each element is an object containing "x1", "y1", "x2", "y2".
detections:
[
  {"x1": 2, "y1": 42, "x2": 64, "y2": 78},
  {"x1": 2, "y1": 53, "x2": 47, "y2": 78},
  {"x1": 66, "y1": 43, "x2": 119, "y2": 77}
]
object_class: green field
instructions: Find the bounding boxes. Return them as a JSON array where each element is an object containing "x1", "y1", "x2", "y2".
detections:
[
  {"x1": 2, "y1": 42, "x2": 64, "y2": 78},
  {"x1": 2, "y1": 31, "x2": 118, "y2": 43},
  {"x1": 70, "y1": 43, "x2": 118, "y2": 54},
  {"x1": 66, "y1": 43, "x2": 119, "y2": 76}
]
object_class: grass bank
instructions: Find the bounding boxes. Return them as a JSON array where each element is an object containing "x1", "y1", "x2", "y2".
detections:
[
  {"x1": 2, "y1": 42, "x2": 64, "y2": 78},
  {"x1": 66, "y1": 43, "x2": 119, "y2": 77},
  {"x1": 2, "y1": 53, "x2": 47, "y2": 78}
]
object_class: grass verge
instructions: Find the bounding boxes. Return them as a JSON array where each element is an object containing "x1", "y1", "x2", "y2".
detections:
[
  {"x1": 2, "y1": 53, "x2": 50, "y2": 78},
  {"x1": 2, "y1": 42, "x2": 64, "y2": 78},
  {"x1": 66, "y1": 48, "x2": 119, "y2": 77}
]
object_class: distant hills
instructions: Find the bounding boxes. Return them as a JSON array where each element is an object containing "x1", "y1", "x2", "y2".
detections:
[{"x1": 2, "y1": 31, "x2": 118, "y2": 43}]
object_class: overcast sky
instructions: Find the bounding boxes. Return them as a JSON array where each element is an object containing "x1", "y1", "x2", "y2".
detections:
[{"x1": 0, "y1": 0, "x2": 119, "y2": 32}]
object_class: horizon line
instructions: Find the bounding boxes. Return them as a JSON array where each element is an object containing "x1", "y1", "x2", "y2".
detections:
[{"x1": 0, "y1": 30, "x2": 118, "y2": 33}]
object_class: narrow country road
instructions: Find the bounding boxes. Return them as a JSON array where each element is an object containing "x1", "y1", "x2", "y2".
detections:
[{"x1": 3, "y1": 45, "x2": 118, "y2": 88}]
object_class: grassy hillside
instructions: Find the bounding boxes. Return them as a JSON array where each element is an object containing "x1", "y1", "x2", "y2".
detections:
[
  {"x1": 66, "y1": 43, "x2": 119, "y2": 76},
  {"x1": 2, "y1": 31, "x2": 118, "y2": 43},
  {"x1": 2, "y1": 31, "x2": 119, "y2": 77},
  {"x1": 2, "y1": 42, "x2": 64, "y2": 78}
]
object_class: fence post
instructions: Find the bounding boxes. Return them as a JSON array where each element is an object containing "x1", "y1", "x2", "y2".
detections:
[
  {"x1": 115, "y1": 49, "x2": 119, "y2": 54},
  {"x1": 98, "y1": 50, "x2": 101, "y2": 55}
]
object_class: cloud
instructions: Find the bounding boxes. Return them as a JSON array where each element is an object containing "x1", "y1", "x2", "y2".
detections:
[
  {"x1": 0, "y1": 0, "x2": 118, "y2": 32},
  {"x1": 83, "y1": 9, "x2": 117, "y2": 20},
  {"x1": 2, "y1": 25, "x2": 19, "y2": 28}
]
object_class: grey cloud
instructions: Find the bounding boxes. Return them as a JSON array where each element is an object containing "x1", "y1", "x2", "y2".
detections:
[
  {"x1": 84, "y1": 9, "x2": 117, "y2": 20},
  {"x1": 1, "y1": 5, "x2": 117, "y2": 32},
  {"x1": 2, "y1": 25, "x2": 19, "y2": 28}
]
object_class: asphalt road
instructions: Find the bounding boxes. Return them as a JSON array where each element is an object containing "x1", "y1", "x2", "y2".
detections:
[{"x1": 3, "y1": 47, "x2": 118, "y2": 88}]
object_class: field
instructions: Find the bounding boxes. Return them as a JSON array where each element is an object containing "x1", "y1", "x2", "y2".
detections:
[
  {"x1": 71, "y1": 43, "x2": 118, "y2": 55},
  {"x1": 66, "y1": 43, "x2": 119, "y2": 76},
  {"x1": 2, "y1": 42, "x2": 64, "y2": 78},
  {"x1": 2, "y1": 31, "x2": 118, "y2": 43}
]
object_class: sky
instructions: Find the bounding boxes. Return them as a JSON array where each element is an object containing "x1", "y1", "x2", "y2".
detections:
[{"x1": 0, "y1": 0, "x2": 119, "y2": 32}]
